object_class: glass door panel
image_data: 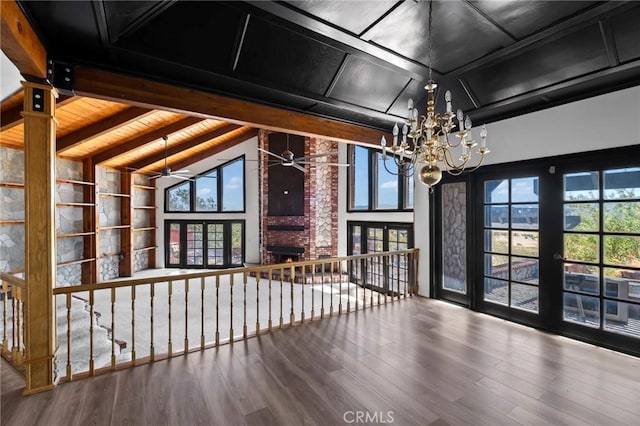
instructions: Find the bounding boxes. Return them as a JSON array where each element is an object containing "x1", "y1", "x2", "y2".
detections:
[
  {"x1": 168, "y1": 223, "x2": 181, "y2": 266},
  {"x1": 483, "y1": 176, "x2": 540, "y2": 314},
  {"x1": 207, "y1": 223, "x2": 224, "y2": 266},
  {"x1": 562, "y1": 168, "x2": 640, "y2": 337},
  {"x1": 186, "y1": 224, "x2": 204, "y2": 266}
]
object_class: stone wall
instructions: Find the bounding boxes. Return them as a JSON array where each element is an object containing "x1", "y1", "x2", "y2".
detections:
[
  {"x1": 56, "y1": 158, "x2": 85, "y2": 286},
  {"x1": 0, "y1": 147, "x2": 24, "y2": 274},
  {"x1": 97, "y1": 167, "x2": 122, "y2": 281},
  {"x1": 441, "y1": 182, "x2": 467, "y2": 292}
]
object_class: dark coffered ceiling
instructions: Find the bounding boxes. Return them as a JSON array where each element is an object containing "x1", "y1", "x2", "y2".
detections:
[{"x1": 18, "y1": 0, "x2": 640, "y2": 133}]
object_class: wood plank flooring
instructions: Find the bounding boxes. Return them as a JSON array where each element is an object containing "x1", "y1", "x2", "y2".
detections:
[{"x1": 2, "y1": 297, "x2": 639, "y2": 425}]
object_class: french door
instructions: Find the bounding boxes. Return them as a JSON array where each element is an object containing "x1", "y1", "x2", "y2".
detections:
[
  {"x1": 433, "y1": 146, "x2": 640, "y2": 356},
  {"x1": 165, "y1": 220, "x2": 244, "y2": 269},
  {"x1": 347, "y1": 221, "x2": 413, "y2": 293}
]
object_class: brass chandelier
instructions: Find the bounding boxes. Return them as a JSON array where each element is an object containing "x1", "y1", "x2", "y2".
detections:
[{"x1": 381, "y1": 0, "x2": 489, "y2": 190}]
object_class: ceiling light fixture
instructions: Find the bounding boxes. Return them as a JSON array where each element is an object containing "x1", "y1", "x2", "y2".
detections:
[{"x1": 381, "y1": 0, "x2": 489, "y2": 191}]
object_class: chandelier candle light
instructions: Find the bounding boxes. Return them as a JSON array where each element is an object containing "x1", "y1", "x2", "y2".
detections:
[{"x1": 380, "y1": 0, "x2": 489, "y2": 190}]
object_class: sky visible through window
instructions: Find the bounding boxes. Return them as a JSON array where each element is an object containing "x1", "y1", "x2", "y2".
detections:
[{"x1": 222, "y1": 159, "x2": 244, "y2": 211}]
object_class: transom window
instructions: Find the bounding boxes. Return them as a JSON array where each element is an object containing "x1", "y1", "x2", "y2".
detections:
[
  {"x1": 347, "y1": 145, "x2": 413, "y2": 211},
  {"x1": 165, "y1": 156, "x2": 245, "y2": 212}
]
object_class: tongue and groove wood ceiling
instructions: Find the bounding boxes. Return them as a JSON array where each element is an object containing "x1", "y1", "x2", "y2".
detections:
[{"x1": 3, "y1": 1, "x2": 640, "y2": 172}]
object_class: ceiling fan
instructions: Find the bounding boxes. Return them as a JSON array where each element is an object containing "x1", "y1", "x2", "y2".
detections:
[
  {"x1": 257, "y1": 134, "x2": 349, "y2": 173},
  {"x1": 147, "y1": 136, "x2": 193, "y2": 181}
]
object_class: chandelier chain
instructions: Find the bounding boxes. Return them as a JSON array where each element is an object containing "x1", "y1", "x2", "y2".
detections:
[
  {"x1": 379, "y1": 0, "x2": 489, "y2": 190},
  {"x1": 427, "y1": 0, "x2": 433, "y2": 82}
]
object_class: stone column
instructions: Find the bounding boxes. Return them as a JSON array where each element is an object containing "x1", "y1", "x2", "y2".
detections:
[{"x1": 22, "y1": 81, "x2": 57, "y2": 394}]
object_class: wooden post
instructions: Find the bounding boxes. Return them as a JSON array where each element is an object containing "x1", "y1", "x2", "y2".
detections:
[
  {"x1": 82, "y1": 159, "x2": 97, "y2": 284},
  {"x1": 22, "y1": 81, "x2": 57, "y2": 394}
]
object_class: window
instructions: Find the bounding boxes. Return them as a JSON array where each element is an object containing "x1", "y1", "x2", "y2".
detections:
[
  {"x1": 167, "y1": 181, "x2": 191, "y2": 211},
  {"x1": 348, "y1": 221, "x2": 413, "y2": 292},
  {"x1": 483, "y1": 177, "x2": 540, "y2": 313},
  {"x1": 165, "y1": 156, "x2": 244, "y2": 212},
  {"x1": 348, "y1": 145, "x2": 413, "y2": 211},
  {"x1": 195, "y1": 170, "x2": 217, "y2": 211},
  {"x1": 562, "y1": 167, "x2": 640, "y2": 336},
  {"x1": 165, "y1": 220, "x2": 245, "y2": 268}
]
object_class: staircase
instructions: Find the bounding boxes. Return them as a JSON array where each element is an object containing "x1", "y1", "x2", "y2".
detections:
[{"x1": 55, "y1": 296, "x2": 118, "y2": 377}]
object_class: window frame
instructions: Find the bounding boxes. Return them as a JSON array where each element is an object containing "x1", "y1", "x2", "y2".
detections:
[
  {"x1": 164, "y1": 155, "x2": 245, "y2": 213},
  {"x1": 347, "y1": 145, "x2": 413, "y2": 212},
  {"x1": 164, "y1": 219, "x2": 246, "y2": 269}
]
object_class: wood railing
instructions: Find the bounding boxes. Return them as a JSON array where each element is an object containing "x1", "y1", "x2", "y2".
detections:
[
  {"x1": 0, "y1": 272, "x2": 26, "y2": 371},
  {"x1": 51, "y1": 249, "x2": 418, "y2": 382}
]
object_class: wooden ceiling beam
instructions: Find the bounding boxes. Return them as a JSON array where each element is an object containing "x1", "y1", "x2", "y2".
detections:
[
  {"x1": 91, "y1": 116, "x2": 204, "y2": 165},
  {"x1": 168, "y1": 128, "x2": 259, "y2": 173},
  {"x1": 71, "y1": 65, "x2": 392, "y2": 147},
  {"x1": 1, "y1": 94, "x2": 76, "y2": 132},
  {"x1": 56, "y1": 106, "x2": 154, "y2": 153},
  {"x1": 128, "y1": 123, "x2": 244, "y2": 171},
  {"x1": 0, "y1": 0, "x2": 47, "y2": 79}
]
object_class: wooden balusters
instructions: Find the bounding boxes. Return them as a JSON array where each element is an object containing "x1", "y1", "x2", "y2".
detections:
[
  {"x1": 215, "y1": 275, "x2": 220, "y2": 346},
  {"x1": 320, "y1": 263, "x2": 325, "y2": 319},
  {"x1": 131, "y1": 286, "x2": 136, "y2": 364},
  {"x1": 243, "y1": 273, "x2": 247, "y2": 339},
  {"x1": 338, "y1": 261, "x2": 343, "y2": 315},
  {"x1": 1, "y1": 281, "x2": 7, "y2": 354},
  {"x1": 184, "y1": 278, "x2": 189, "y2": 354},
  {"x1": 310, "y1": 265, "x2": 316, "y2": 321},
  {"x1": 289, "y1": 265, "x2": 295, "y2": 325},
  {"x1": 167, "y1": 281, "x2": 172, "y2": 356},
  {"x1": 89, "y1": 289, "x2": 95, "y2": 375},
  {"x1": 150, "y1": 283, "x2": 154, "y2": 361},
  {"x1": 229, "y1": 274, "x2": 234, "y2": 342},
  {"x1": 300, "y1": 265, "x2": 305, "y2": 324},
  {"x1": 279, "y1": 267, "x2": 283, "y2": 329},
  {"x1": 200, "y1": 277, "x2": 205, "y2": 350},
  {"x1": 41, "y1": 250, "x2": 419, "y2": 382},
  {"x1": 329, "y1": 262, "x2": 334, "y2": 317},
  {"x1": 268, "y1": 274, "x2": 273, "y2": 332},
  {"x1": 65, "y1": 293, "x2": 72, "y2": 379},
  {"x1": 111, "y1": 288, "x2": 116, "y2": 369},
  {"x1": 255, "y1": 273, "x2": 260, "y2": 336}
]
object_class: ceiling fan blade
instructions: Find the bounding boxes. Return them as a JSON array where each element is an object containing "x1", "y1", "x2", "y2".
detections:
[
  {"x1": 149, "y1": 174, "x2": 162, "y2": 180},
  {"x1": 298, "y1": 161, "x2": 350, "y2": 167},
  {"x1": 294, "y1": 151, "x2": 338, "y2": 161},
  {"x1": 257, "y1": 147, "x2": 286, "y2": 161},
  {"x1": 172, "y1": 175, "x2": 193, "y2": 181},
  {"x1": 173, "y1": 169, "x2": 190, "y2": 174},
  {"x1": 292, "y1": 163, "x2": 306, "y2": 173}
]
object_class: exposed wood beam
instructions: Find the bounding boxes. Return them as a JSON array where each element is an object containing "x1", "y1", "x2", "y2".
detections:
[
  {"x1": 1, "y1": 95, "x2": 76, "y2": 132},
  {"x1": 0, "y1": 0, "x2": 47, "y2": 79},
  {"x1": 72, "y1": 66, "x2": 392, "y2": 147},
  {"x1": 168, "y1": 128, "x2": 259, "y2": 172},
  {"x1": 128, "y1": 123, "x2": 243, "y2": 171},
  {"x1": 91, "y1": 116, "x2": 204, "y2": 164},
  {"x1": 56, "y1": 106, "x2": 153, "y2": 153}
]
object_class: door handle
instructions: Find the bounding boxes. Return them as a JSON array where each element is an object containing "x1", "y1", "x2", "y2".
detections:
[{"x1": 553, "y1": 253, "x2": 566, "y2": 261}]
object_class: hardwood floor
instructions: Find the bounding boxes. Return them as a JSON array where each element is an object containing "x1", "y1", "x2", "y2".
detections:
[{"x1": 2, "y1": 297, "x2": 639, "y2": 425}]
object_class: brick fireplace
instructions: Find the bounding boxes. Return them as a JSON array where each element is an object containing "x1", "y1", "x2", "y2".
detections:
[{"x1": 259, "y1": 130, "x2": 338, "y2": 264}]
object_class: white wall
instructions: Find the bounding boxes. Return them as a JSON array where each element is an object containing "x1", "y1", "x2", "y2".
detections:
[
  {"x1": 483, "y1": 86, "x2": 640, "y2": 165},
  {"x1": 154, "y1": 136, "x2": 260, "y2": 267}
]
